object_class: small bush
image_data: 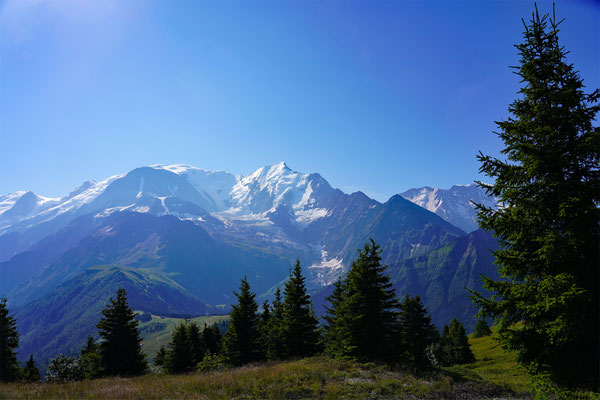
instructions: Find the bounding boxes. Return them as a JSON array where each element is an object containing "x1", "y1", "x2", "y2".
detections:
[
  {"x1": 197, "y1": 352, "x2": 226, "y2": 372},
  {"x1": 46, "y1": 355, "x2": 85, "y2": 382}
]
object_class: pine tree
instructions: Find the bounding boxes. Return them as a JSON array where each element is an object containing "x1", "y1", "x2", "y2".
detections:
[
  {"x1": 154, "y1": 346, "x2": 167, "y2": 367},
  {"x1": 165, "y1": 322, "x2": 195, "y2": 373},
  {"x1": 399, "y1": 294, "x2": 438, "y2": 369},
  {"x1": 281, "y1": 260, "x2": 321, "y2": 358},
  {"x1": 471, "y1": 5, "x2": 599, "y2": 389},
  {"x1": 222, "y1": 276, "x2": 262, "y2": 366},
  {"x1": 81, "y1": 336, "x2": 98, "y2": 356},
  {"x1": 473, "y1": 319, "x2": 492, "y2": 338},
  {"x1": 187, "y1": 322, "x2": 205, "y2": 366},
  {"x1": 202, "y1": 323, "x2": 222, "y2": 356},
  {"x1": 96, "y1": 288, "x2": 147, "y2": 376},
  {"x1": 258, "y1": 300, "x2": 271, "y2": 353},
  {"x1": 323, "y1": 277, "x2": 352, "y2": 358},
  {"x1": 80, "y1": 335, "x2": 102, "y2": 379},
  {"x1": 0, "y1": 297, "x2": 20, "y2": 381},
  {"x1": 267, "y1": 288, "x2": 286, "y2": 360},
  {"x1": 441, "y1": 319, "x2": 475, "y2": 365},
  {"x1": 22, "y1": 355, "x2": 40, "y2": 382},
  {"x1": 336, "y1": 240, "x2": 399, "y2": 362}
]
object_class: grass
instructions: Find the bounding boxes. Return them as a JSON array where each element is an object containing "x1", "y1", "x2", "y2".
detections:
[
  {"x1": 0, "y1": 357, "x2": 524, "y2": 400},
  {"x1": 451, "y1": 330, "x2": 532, "y2": 393},
  {"x1": 3, "y1": 329, "x2": 598, "y2": 399}
]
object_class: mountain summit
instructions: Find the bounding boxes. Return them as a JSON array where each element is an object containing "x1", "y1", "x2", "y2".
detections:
[{"x1": 0, "y1": 162, "x2": 497, "y2": 367}]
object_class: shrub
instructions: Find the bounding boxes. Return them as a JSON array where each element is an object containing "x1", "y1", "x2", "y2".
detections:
[
  {"x1": 46, "y1": 355, "x2": 84, "y2": 382},
  {"x1": 197, "y1": 352, "x2": 226, "y2": 372}
]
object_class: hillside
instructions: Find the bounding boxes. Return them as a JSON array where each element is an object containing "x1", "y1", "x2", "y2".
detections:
[{"x1": 14, "y1": 265, "x2": 218, "y2": 366}]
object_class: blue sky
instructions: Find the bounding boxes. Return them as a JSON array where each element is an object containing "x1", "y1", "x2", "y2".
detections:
[{"x1": 0, "y1": 0, "x2": 598, "y2": 202}]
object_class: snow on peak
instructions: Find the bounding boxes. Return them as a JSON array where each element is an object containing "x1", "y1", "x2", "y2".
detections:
[
  {"x1": 400, "y1": 184, "x2": 497, "y2": 233},
  {"x1": 226, "y1": 162, "x2": 338, "y2": 226},
  {"x1": 148, "y1": 164, "x2": 237, "y2": 212}
]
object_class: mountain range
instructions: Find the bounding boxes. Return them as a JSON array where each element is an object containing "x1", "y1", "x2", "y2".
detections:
[{"x1": 0, "y1": 162, "x2": 498, "y2": 364}]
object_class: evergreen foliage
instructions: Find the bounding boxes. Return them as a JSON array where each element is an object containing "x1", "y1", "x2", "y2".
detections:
[
  {"x1": 258, "y1": 300, "x2": 271, "y2": 353},
  {"x1": 22, "y1": 355, "x2": 40, "y2": 382},
  {"x1": 202, "y1": 323, "x2": 223, "y2": 356},
  {"x1": 324, "y1": 240, "x2": 399, "y2": 363},
  {"x1": 473, "y1": 319, "x2": 492, "y2": 338},
  {"x1": 399, "y1": 294, "x2": 438, "y2": 369},
  {"x1": 96, "y1": 288, "x2": 147, "y2": 376},
  {"x1": 222, "y1": 277, "x2": 263, "y2": 366},
  {"x1": 80, "y1": 336, "x2": 102, "y2": 379},
  {"x1": 441, "y1": 319, "x2": 475, "y2": 365},
  {"x1": 266, "y1": 288, "x2": 286, "y2": 360},
  {"x1": 323, "y1": 277, "x2": 351, "y2": 358},
  {"x1": 165, "y1": 322, "x2": 195, "y2": 374},
  {"x1": 471, "y1": 5, "x2": 599, "y2": 389},
  {"x1": 281, "y1": 261, "x2": 321, "y2": 358},
  {"x1": 154, "y1": 346, "x2": 167, "y2": 367},
  {"x1": 187, "y1": 322, "x2": 205, "y2": 366},
  {"x1": 0, "y1": 297, "x2": 20, "y2": 381}
]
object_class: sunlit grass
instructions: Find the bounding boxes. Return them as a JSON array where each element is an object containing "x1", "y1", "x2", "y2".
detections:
[{"x1": 0, "y1": 357, "x2": 520, "y2": 400}]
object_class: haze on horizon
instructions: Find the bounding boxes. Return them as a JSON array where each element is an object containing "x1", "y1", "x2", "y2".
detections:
[{"x1": 0, "y1": 0, "x2": 598, "y2": 202}]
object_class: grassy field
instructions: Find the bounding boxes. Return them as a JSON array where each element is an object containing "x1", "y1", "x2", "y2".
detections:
[
  {"x1": 2, "y1": 329, "x2": 598, "y2": 399},
  {"x1": 449, "y1": 330, "x2": 532, "y2": 393},
  {"x1": 0, "y1": 357, "x2": 525, "y2": 400},
  {"x1": 137, "y1": 313, "x2": 229, "y2": 362}
]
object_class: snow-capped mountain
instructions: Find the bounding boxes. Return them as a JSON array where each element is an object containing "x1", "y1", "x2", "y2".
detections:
[
  {"x1": 400, "y1": 184, "x2": 497, "y2": 233},
  {"x1": 1, "y1": 162, "x2": 499, "y2": 366}
]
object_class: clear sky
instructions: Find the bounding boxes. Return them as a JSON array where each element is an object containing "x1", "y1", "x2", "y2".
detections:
[{"x1": 0, "y1": 0, "x2": 598, "y2": 202}]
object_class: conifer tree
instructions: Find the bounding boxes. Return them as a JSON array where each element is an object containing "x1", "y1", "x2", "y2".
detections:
[
  {"x1": 165, "y1": 322, "x2": 195, "y2": 373},
  {"x1": 187, "y1": 322, "x2": 205, "y2": 366},
  {"x1": 202, "y1": 323, "x2": 222, "y2": 356},
  {"x1": 154, "y1": 346, "x2": 167, "y2": 367},
  {"x1": 336, "y1": 240, "x2": 399, "y2": 362},
  {"x1": 96, "y1": 288, "x2": 147, "y2": 376},
  {"x1": 81, "y1": 336, "x2": 98, "y2": 356},
  {"x1": 0, "y1": 297, "x2": 20, "y2": 381},
  {"x1": 80, "y1": 335, "x2": 102, "y2": 379},
  {"x1": 323, "y1": 277, "x2": 351, "y2": 358},
  {"x1": 222, "y1": 276, "x2": 262, "y2": 366},
  {"x1": 473, "y1": 319, "x2": 492, "y2": 338},
  {"x1": 441, "y1": 319, "x2": 475, "y2": 365},
  {"x1": 267, "y1": 288, "x2": 286, "y2": 360},
  {"x1": 281, "y1": 260, "x2": 321, "y2": 358},
  {"x1": 22, "y1": 355, "x2": 40, "y2": 382},
  {"x1": 258, "y1": 300, "x2": 271, "y2": 353},
  {"x1": 399, "y1": 294, "x2": 438, "y2": 369},
  {"x1": 471, "y1": 5, "x2": 599, "y2": 389}
]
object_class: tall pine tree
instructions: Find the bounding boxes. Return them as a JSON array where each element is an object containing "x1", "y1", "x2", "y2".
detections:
[
  {"x1": 399, "y1": 294, "x2": 438, "y2": 369},
  {"x1": 188, "y1": 322, "x2": 205, "y2": 366},
  {"x1": 165, "y1": 322, "x2": 195, "y2": 373},
  {"x1": 267, "y1": 287, "x2": 286, "y2": 360},
  {"x1": 222, "y1": 276, "x2": 263, "y2": 366},
  {"x1": 333, "y1": 240, "x2": 399, "y2": 363},
  {"x1": 96, "y1": 288, "x2": 147, "y2": 376},
  {"x1": 0, "y1": 297, "x2": 20, "y2": 381},
  {"x1": 323, "y1": 277, "x2": 351, "y2": 358},
  {"x1": 281, "y1": 260, "x2": 321, "y2": 358},
  {"x1": 202, "y1": 323, "x2": 222, "y2": 356},
  {"x1": 471, "y1": 5, "x2": 599, "y2": 389}
]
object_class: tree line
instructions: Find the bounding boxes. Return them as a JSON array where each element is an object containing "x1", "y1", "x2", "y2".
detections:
[{"x1": 0, "y1": 239, "x2": 482, "y2": 382}]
